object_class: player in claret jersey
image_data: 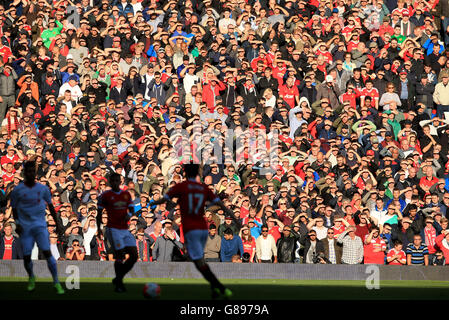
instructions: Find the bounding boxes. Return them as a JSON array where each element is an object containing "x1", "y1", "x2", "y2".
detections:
[
  {"x1": 152, "y1": 163, "x2": 234, "y2": 299},
  {"x1": 10, "y1": 161, "x2": 64, "y2": 294},
  {"x1": 97, "y1": 172, "x2": 138, "y2": 293}
]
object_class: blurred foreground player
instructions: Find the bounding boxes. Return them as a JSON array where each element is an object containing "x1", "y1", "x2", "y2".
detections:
[
  {"x1": 152, "y1": 163, "x2": 233, "y2": 299},
  {"x1": 10, "y1": 161, "x2": 64, "y2": 294},
  {"x1": 97, "y1": 172, "x2": 138, "y2": 293}
]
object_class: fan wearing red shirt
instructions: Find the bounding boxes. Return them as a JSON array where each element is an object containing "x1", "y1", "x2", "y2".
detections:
[
  {"x1": 266, "y1": 217, "x2": 282, "y2": 243},
  {"x1": 419, "y1": 165, "x2": 439, "y2": 192},
  {"x1": 364, "y1": 227, "x2": 387, "y2": 264},
  {"x1": 360, "y1": 80, "x2": 379, "y2": 109},
  {"x1": 0, "y1": 43, "x2": 12, "y2": 64},
  {"x1": 152, "y1": 163, "x2": 233, "y2": 299},
  {"x1": 1, "y1": 162, "x2": 15, "y2": 184},
  {"x1": 265, "y1": 43, "x2": 279, "y2": 67},
  {"x1": 250, "y1": 51, "x2": 268, "y2": 72},
  {"x1": 279, "y1": 77, "x2": 300, "y2": 108},
  {"x1": 96, "y1": 172, "x2": 137, "y2": 293},
  {"x1": 241, "y1": 226, "x2": 256, "y2": 263},
  {"x1": 386, "y1": 240, "x2": 407, "y2": 265},
  {"x1": 272, "y1": 60, "x2": 287, "y2": 86},
  {"x1": 332, "y1": 219, "x2": 346, "y2": 239},
  {"x1": 342, "y1": 23, "x2": 355, "y2": 39},
  {"x1": 1, "y1": 145, "x2": 20, "y2": 168},
  {"x1": 316, "y1": 43, "x2": 333, "y2": 64},
  {"x1": 339, "y1": 86, "x2": 357, "y2": 109}
]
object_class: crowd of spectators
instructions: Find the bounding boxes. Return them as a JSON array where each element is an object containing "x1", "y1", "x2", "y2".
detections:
[{"x1": 1, "y1": 0, "x2": 449, "y2": 266}]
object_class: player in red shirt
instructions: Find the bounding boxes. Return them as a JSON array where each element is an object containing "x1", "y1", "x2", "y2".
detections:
[
  {"x1": 152, "y1": 164, "x2": 233, "y2": 299},
  {"x1": 386, "y1": 240, "x2": 407, "y2": 265},
  {"x1": 363, "y1": 226, "x2": 387, "y2": 264},
  {"x1": 97, "y1": 172, "x2": 137, "y2": 293}
]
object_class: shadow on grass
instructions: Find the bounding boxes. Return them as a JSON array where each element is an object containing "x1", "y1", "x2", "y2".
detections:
[{"x1": 1, "y1": 282, "x2": 449, "y2": 300}]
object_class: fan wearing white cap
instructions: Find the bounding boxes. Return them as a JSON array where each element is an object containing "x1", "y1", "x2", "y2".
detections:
[{"x1": 315, "y1": 72, "x2": 341, "y2": 109}]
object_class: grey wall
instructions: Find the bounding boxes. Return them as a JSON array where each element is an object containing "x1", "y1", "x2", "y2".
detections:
[{"x1": 1, "y1": 261, "x2": 448, "y2": 281}]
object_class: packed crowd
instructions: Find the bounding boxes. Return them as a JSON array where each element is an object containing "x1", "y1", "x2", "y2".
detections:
[{"x1": 0, "y1": 0, "x2": 449, "y2": 265}]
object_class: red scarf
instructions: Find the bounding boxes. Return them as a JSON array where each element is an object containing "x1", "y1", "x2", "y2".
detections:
[
  {"x1": 424, "y1": 226, "x2": 437, "y2": 253},
  {"x1": 7, "y1": 116, "x2": 19, "y2": 137},
  {"x1": 136, "y1": 239, "x2": 149, "y2": 261},
  {"x1": 97, "y1": 237, "x2": 106, "y2": 261}
]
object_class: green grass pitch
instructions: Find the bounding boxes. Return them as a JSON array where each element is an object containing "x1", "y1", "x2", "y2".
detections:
[{"x1": 1, "y1": 277, "x2": 449, "y2": 300}]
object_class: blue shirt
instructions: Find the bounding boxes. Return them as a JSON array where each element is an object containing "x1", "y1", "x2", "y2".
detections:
[
  {"x1": 220, "y1": 235, "x2": 244, "y2": 262},
  {"x1": 405, "y1": 243, "x2": 429, "y2": 265},
  {"x1": 400, "y1": 80, "x2": 408, "y2": 99},
  {"x1": 250, "y1": 220, "x2": 262, "y2": 239},
  {"x1": 423, "y1": 39, "x2": 444, "y2": 56},
  {"x1": 10, "y1": 182, "x2": 52, "y2": 229}
]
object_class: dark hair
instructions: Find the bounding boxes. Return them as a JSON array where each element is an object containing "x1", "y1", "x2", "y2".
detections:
[
  {"x1": 108, "y1": 172, "x2": 121, "y2": 181},
  {"x1": 224, "y1": 228, "x2": 233, "y2": 235},
  {"x1": 23, "y1": 160, "x2": 36, "y2": 170},
  {"x1": 184, "y1": 163, "x2": 199, "y2": 178}
]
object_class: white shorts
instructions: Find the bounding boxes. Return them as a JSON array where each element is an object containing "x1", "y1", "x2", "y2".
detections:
[
  {"x1": 184, "y1": 229, "x2": 208, "y2": 260},
  {"x1": 105, "y1": 227, "x2": 136, "y2": 251},
  {"x1": 21, "y1": 226, "x2": 50, "y2": 256}
]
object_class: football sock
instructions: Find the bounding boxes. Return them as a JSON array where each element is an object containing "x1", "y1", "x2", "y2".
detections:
[
  {"x1": 114, "y1": 260, "x2": 125, "y2": 281},
  {"x1": 121, "y1": 248, "x2": 138, "y2": 278},
  {"x1": 46, "y1": 256, "x2": 59, "y2": 284},
  {"x1": 23, "y1": 256, "x2": 34, "y2": 279},
  {"x1": 195, "y1": 261, "x2": 225, "y2": 293}
]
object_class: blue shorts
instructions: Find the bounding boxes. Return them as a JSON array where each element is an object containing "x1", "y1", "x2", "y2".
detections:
[
  {"x1": 21, "y1": 226, "x2": 50, "y2": 256},
  {"x1": 105, "y1": 227, "x2": 136, "y2": 251},
  {"x1": 184, "y1": 229, "x2": 208, "y2": 260}
]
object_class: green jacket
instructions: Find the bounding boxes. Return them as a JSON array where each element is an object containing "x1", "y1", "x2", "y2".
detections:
[{"x1": 41, "y1": 20, "x2": 63, "y2": 49}]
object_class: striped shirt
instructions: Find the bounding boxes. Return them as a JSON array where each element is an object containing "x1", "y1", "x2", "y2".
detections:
[
  {"x1": 337, "y1": 230, "x2": 364, "y2": 264},
  {"x1": 328, "y1": 238, "x2": 337, "y2": 264},
  {"x1": 405, "y1": 243, "x2": 429, "y2": 265}
]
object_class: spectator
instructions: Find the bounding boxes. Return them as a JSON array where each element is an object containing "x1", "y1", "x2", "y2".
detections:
[
  {"x1": 89, "y1": 231, "x2": 110, "y2": 261},
  {"x1": 435, "y1": 230, "x2": 449, "y2": 264},
  {"x1": 337, "y1": 225, "x2": 364, "y2": 264},
  {"x1": 386, "y1": 240, "x2": 407, "y2": 265},
  {"x1": 0, "y1": 222, "x2": 22, "y2": 259},
  {"x1": 322, "y1": 227, "x2": 343, "y2": 264},
  {"x1": 255, "y1": 225, "x2": 278, "y2": 263},
  {"x1": 363, "y1": 226, "x2": 387, "y2": 264},
  {"x1": 220, "y1": 228, "x2": 244, "y2": 263},
  {"x1": 136, "y1": 228, "x2": 152, "y2": 262},
  {"x1": 82, "y1": 215, "x2": 97, "y2": 258},
  {"x1": 240, "y1": 224, "x2": 256, "y2": 263},
  {"x1": 276, "y1": 225, "x2": 296, "y2": 263},
  {"x1": 307, "y1": 217, "x2": 328, "y2": 240},
  {"x1": 299, "y1": 229, "x2": 325, "y2": 264},
  {"x1": 65, "y1": 239, "x2": 86, "y2": 261},
  {"x1": 204, "y1": 224, "x2": 221, "y2": 262},
  {"x1": 431, "y1": 250, "x2": 447, "y2": 266},
  {"x1": 406, "y1": 234, "x2": 429, "y2": 266},
  {"x1": 152, "y1": 220, "x2": 183, "y2": 262}
]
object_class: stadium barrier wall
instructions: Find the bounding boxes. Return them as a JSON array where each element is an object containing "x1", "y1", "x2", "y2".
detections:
[{"x1": 0, "y1": 261, "x2": 448, "y2": 281}]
